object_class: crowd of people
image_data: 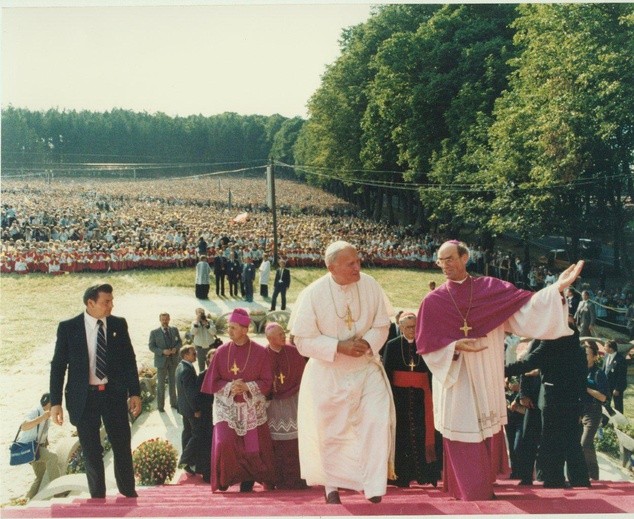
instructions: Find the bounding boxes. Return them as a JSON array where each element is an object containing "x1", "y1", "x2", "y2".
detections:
[
  {"x1": 1, "y1": 176, "x2": 460, "y2": 275},
  {"x1": 22, "y1": 237, "x2": 630, "y2": 506}
]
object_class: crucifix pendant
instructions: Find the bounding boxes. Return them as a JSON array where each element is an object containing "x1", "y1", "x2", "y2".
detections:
[
  {"x1": 277, "y1": 372, "x2": 285, "y2": 385},
  {"x1": 230, "y1": 360, "x2": 240, "y2": 375},
  {"x1": 344, "y1": 306, "x2": 354, "y2": 330},
  {"x1": 460, "y1": 319, "x2": 472, "y2": 337},
  {"x1": 408, "y1": 359, "x2": 416, "y2": 371}
]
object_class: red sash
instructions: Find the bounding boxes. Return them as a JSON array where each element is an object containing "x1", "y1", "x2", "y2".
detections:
[{"x1": 392, "y1": 370, "x2": 436, "y2": 463}]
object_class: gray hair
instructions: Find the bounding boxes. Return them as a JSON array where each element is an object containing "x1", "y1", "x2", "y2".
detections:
[{"x1": 325, "y1": 240, "x2": 356, "y2": 267}]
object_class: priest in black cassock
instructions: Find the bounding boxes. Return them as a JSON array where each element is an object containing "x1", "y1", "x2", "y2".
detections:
[{"x1": 382, "y1": 312, "x2": 442, "y2": 488}]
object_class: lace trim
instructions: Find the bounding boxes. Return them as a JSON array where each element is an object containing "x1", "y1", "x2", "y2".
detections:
[{"x1": 213, "y1": 380, "x2": 269, "y2": 436}]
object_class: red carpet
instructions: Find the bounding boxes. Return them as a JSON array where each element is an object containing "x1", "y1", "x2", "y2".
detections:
[{"x1": 2, "y1": 476, "x2": 633, "y2": 517}]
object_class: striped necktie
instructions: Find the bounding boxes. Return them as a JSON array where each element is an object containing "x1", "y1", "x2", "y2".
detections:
[{"x1": 96, "y1": 319, "x2": 107, "y2": 379}]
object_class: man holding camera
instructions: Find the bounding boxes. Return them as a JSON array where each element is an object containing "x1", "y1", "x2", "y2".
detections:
[{"x1": 190, "y1": 308, "x2": 218, "y2": 372}]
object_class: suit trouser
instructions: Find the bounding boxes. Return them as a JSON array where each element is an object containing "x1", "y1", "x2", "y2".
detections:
[
  {"x1": 581, "y1": 402, "x2": 602, "y2": 480},
  {"x1": 157, "y1": 357, "x2": 178, "y2": 410},
  {"x1": 541, "y1": 404, "x2": 588, "y2": 485},
  {"x1": 215, "y1": 275, "x2": 225, "y2": 295},
  {"x1": 179, "y1": 415, "x2": 200, "y2": 468},
  {"x1": 513, "y1": 406, "x2": 542, "y2": 482},
  {"x1": 270, "y1": 287, "x2": 286, "y2": 310},
  {"x1": 76, "y1": 388, "x2": 135, "y2": 498},
  {"x1": 26, "y1": 447, "x2": 61, "y2": 499}
]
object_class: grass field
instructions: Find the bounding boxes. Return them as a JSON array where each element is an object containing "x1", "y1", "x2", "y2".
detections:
[
  {"x1": 0, "y1": 267, "x2": 445, "y2": 366},
  {"x1": 2, "y1": 267, "x2": 631, "y2": 419}
]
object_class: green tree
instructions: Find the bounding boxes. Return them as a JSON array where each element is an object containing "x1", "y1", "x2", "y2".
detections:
[{"x1": 483, "y1": 4, "x2": 634, "y2": 271}]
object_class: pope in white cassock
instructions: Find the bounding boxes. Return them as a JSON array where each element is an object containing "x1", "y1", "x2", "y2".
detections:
[
  {"x1": 416, "y1": 240, "x2": 585, "y2": 501},
  {"x1": 290, "y1": 240, "x2": 396, "y2": 504}
]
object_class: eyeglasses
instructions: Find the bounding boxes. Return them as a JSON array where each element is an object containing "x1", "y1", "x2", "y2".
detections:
[{"x1": 436, "y1": 256, "x2": 458, "y2": 266}]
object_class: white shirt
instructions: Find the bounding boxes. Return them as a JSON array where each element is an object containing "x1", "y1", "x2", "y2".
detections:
[
  {"x1": 84, "y1": 311, "x2": 108, "y2": 385},
  {"x1": 17, "y1": 404, "x2": 48, "y2": 444}
]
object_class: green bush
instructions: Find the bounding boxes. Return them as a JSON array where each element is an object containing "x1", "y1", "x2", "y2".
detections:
[
  {"x1": 132, "y1": 438, "x2": 178, "y2": 485},
  {"x1": 595, "y1": 423, "x2": 620, "y2": 458}
]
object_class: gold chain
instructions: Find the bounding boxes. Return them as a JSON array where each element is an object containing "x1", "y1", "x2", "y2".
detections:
[
  {"x1": 227, "y1": 340, "x2": 252, "y2": 376},
  {"x1": 328, "y1": 278, "x2": 361, "y2": 330},
  {"x1": 399, "y1": 336, "x2": 421, "y2": 371},
  {"x1": 445, "y1": 276, "x2": 474, "y2": 337}
]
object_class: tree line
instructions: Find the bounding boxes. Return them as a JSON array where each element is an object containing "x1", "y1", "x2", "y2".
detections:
[
  {"x1": 1, "y1": 107, "x2": 303, "y2": 172},
  {"x1": 2, "y1": 4, "x2": 632, "y2": 271},
  {"x1": 293, "y1": 3, "x2": 633, "y2": 272}
]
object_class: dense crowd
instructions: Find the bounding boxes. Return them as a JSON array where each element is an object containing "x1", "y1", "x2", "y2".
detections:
[
  {"x1": 2, "y1": 176, "x2": 631, "y2": 333},
  {"x1": 0, "y1": 176, "x2": 443, "y2": 274}
]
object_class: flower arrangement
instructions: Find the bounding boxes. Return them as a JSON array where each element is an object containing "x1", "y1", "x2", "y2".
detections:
[
  {"x1": 138, "y1": 366, "x2": 157, "y2": 378},
  {"x1": 67, "y1": 436, "x2": 112, "y2": 474},
  {"x1": 132, "y1": 438, "x2": 178, "y2": 485}
]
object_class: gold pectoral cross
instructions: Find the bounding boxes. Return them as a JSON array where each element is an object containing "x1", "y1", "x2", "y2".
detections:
[
  {"x1": 344, "y1": 306, "x2": 354, "y2": 330},
  {"x1": 230, "y1": 360, "x2": 240, "y2": 375},
  {"x1": 277, "y1": 372, "x2": 285, "y2": 385},
  {"x1": 408, "y1": 359, "x2": 416, "y2": 371},
  {"x1": 460, "y1": 319, "x2": 472, "y2": 337}
]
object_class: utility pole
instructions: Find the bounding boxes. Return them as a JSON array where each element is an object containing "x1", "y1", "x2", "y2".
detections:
[{"x1": 267, "y1": 159, "x2": 279, "y2": 265}]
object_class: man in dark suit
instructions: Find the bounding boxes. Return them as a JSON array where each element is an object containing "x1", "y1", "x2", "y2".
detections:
[
  {"x1": 49, "y1": 283, "x2": 141, "y2": 498},
  {"x1": 213, "y1": 250, "x2": 227, "y2": 297},
  {"x1": 506, "y1": 318, "x2": 590, "y2": 488},
  {"x1": 270, "y1": 259, "x2": 291, "y2": 311},
  {"x1": 148, "y1": 312, "x2": 181, "y2": 412},
  {"x1": 176, "y1": 346, "x2": 200, "y2": 476},
  {"x1": 604, "y1": 339, "x2": 627, "y2": 413},
  {"x1": 242, "y1": 256, "x2": 256, "y2": 303}
]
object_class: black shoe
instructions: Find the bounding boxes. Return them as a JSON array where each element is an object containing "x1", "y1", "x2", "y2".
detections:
[
  {"x1": 217, "y1": 485, "x2": 228, "y2": 491},
  {"x1": 543, "y1": 481, "x2": 571, "y2": 489},
  {"x1": 203, "y1": 474, "x2": 211, "y2": 483},
  {"x1": 325, "y1": 490, "x2": 341, "y2": 504},
  {"x1": 569, "y1": 480, "x2": 591, "y2": 488},
  {"x1": 518, "y1": 480, "x2": 533, "y2": 486},
  {"x1": 240, "y1": 481, "x2": 254, "y2": 492},
  {"x1": 368, "y1": 496, "x2": 382, "y2": 504},
  {"x1": 158, "y1": 408, "x2": 165, "y2": 412},
  {"x1": 123, "y1": 491, "x2": 138, "y2": 498}
]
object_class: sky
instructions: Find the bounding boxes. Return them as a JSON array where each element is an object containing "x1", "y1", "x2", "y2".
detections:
[{"x1": 1, "y1": 1, "x2": 376, "y2": 119}]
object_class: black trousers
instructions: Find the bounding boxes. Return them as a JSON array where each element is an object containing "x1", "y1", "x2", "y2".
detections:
[
  {"x1": 270, "y1": 286, "x2": 287, "y2": 311},
  {"x1": 215, "y1": 274, "x2": 225, "y2": 296},
  {"x1": 540, "y1": 404, "x2": 589, "y2": 486},
  {"x1": 179, "y1": 415, "x2": 200, "y2": 468},
  {"x1": 76, "y1": 387, "x2": 135, "y2": 498},
  {"x1": 513, "y1": 406, "x2": 542, "y2": 482}
]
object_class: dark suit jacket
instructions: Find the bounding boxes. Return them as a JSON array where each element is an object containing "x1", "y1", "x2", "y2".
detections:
[
  {"x1": 605, "y1": 351, "x2": 628, "y2": 394},
  {"x1": 506, "y1": 330, "x2": 586, "y2": 409},
  {"x1": 213, "y1": 255, "x2": 226, "y2": 276},
  {"x1": 148, "y1": 326, "x2": 182, "y2": 369},
  {"x1": 176, "y1": 360, "x2": 198, "y2": 418},
  {"x1": 273, "y1": 268, "x2": 291, "y2": 289},
  {"x1": 50, "y1": 313, "x2": 140, "y2": 426}
]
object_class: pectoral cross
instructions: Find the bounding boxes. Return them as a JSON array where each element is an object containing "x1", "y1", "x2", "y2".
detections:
[
  {"x1": 460, "y1": 319, "x2": 472, "y2": 337},
  {"x1": 230, "y1": 360, "x2": 240, "y2": 375},
  {"x1": 344, "y1": 306, "x2": 354, "y2": 330},
  {"x1": 277, "y1": 372, "x2": 285, "y2": 385},
  {"x1": 408, "y1": 359, "x2": 416, "y2": 371}
]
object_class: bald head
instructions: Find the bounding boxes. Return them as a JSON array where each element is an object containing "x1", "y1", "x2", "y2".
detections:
[
  {"x1": 265, "y1": 322, "x2": 286, "y2": 351},
  {"x1": 436, "y1": 240, "x2": 469, "y2": 281}
]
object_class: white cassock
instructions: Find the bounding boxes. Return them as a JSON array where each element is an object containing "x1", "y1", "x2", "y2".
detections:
[
  {"x1": 423, "y1": 282, "x2": 570, "y2": 443},
  {"x1": 290, "y1": 272, "x2": 396, "y2": 498}
]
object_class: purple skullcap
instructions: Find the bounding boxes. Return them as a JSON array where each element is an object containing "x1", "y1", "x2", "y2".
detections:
[
  {"x1": 265, "y1": 322, "x2": 283, "y2": 334},
  {"x1": 228, "y1": 308, "x2": 251, "y2": 327}
]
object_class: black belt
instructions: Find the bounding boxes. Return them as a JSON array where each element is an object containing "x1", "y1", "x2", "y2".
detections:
[{"x1": 89, "y1": 384, "x2": 107, "y2": 391}]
